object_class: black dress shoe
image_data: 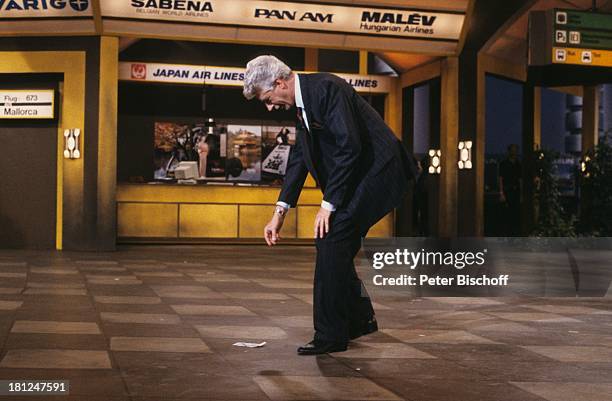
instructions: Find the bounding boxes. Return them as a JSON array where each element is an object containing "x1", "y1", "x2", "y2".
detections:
[
  {"x1": 349, "y1": 318, "x2": 378, "y2": 340},
  {"x1": 297, "y1": 340, "x2": 348, "y2": 355}
]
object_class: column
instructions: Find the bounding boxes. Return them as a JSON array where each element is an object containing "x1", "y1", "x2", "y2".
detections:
[
  {"x1": 438, "y1": 57, "x2": 459, "y2": 237},
  {"x1": 582, "y1": 85, "x2": 600, "y2": 154},
  {"x1": 304, "y1": 48, "x2": 318, "y2": 71},
  {"x1": 96, "y1": 36, "x2": 119, "y2": 250}
]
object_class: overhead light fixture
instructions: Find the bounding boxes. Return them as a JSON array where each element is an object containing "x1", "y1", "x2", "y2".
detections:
[
  {"x1": 63, "y1": 129, "x2": 81, "y2": 159},
  {"x1": 428, "y1": 149, "x2": 441, "y2": 174},
  {"x1": 204, "y1": 117, "x2": 215, "y2": 134},
  {"x1": 457, "y1": 141, "x2": 473, "y2": 169}
]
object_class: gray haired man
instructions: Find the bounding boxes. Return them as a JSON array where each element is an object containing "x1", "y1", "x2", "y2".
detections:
[{"x1": 243, "y1": 55, "x2": 415, "y2": 355}]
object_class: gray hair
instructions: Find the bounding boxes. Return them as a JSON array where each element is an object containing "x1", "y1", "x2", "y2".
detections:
[{"x1": 243, "y1": 55, "x2": 292, "y2": 100}]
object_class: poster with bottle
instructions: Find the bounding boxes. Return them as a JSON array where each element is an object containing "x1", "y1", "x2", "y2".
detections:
[
  {"x1": 261, "y1": 125, "x2": 296, "y2": 183},
  {"x1": 193, "y1": 123, "x2": 227, "y2": 179}
]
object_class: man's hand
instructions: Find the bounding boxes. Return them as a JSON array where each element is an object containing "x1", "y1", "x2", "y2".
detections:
[
  {"x1": 264, "y1": 213, "x2": 284, "y2": 246},
  {"x1": 314, "y1": 207, "x2": 332, "y2": 239},
  {"x1": 499, "y1": 192, "x2": 506, "y2": 203}
]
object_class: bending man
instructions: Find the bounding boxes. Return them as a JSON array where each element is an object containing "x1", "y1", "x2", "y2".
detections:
[{"x1": 243, "y1": 55, "x2": 416, "y2": 355}]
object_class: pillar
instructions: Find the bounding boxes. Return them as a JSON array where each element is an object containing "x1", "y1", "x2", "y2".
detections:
[
  {"x1": 438, "y1": 57, "x2": 459, "y2": 237},
  {"x1": 96, "y1": 36, "x2": 119, "y2": 250},
  {"x1": 304, "y1": 48, "x2": 318, "y2": 72},
  {"x1": 579, "y1": 85, "x2": 600, "y2": 233},
  {"x1": 521, "y1": 84, "x2": 538, "y2": 235},
  {"x1": 359, "y1": 50, "x2": 368, "y2": 75},
  {"x1": 582, "y1": 85, "x2": 599, "y2": 154},
  {"x1": 603, "y1": 84, "x2": 612, "y2": 137}
]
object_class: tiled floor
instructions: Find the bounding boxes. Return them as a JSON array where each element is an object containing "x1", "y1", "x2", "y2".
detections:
[{"x1": 0, "y1": 245, "x2": 611, "y2": 401}]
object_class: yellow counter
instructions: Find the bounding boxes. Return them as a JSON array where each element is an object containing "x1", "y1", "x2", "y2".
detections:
[{"x1": 117, "y1": 182, "x2": 393, "y2": 242}]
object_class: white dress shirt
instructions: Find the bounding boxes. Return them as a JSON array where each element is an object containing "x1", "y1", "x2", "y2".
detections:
[
  {"x1": 294, "y1": 74, "x2": 310, "y2": 130},
  {"x1": 276, "y1": 74, "x2": 335, "y2": 212}
]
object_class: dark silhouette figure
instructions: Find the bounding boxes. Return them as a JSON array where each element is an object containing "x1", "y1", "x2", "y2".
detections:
[
  {"x1": 499, "y1": 144, "x2": 522, "y2": 236},
  {"x1": 413, "y1": 155, "x2": 429, "y2": 236}
]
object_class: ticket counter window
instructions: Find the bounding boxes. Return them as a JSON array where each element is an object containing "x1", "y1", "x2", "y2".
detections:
[{"x1": 118, "y1": 81, "x2": 385, "y2": 186}]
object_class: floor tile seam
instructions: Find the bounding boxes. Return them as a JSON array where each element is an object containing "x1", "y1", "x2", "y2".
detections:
[
  {"x1": 387, "y1": 342, "x2": 532, "y2": 362},
  {"x1": 86, "y1": 275, "x2": 134, "y2": 398},
  {"x1": 453, "y1": 359, "x2": 612, "y2": 381},
  {"x1": 165, "y1": 322, "x2": 276, "y2": 401},
  {"x1": 0, "y1": 308, "x2": 20, "y2": 363},
  {"x1": 506, "y1": 381, "x2": 568, "y2": 401},
  {"x1": 323, "y1": 360, "x2": 414, "y2": 401}
]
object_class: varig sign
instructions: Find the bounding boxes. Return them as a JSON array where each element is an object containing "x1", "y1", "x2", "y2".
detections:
[{"x1": 0, "y1": 0, "x2": 93, "y2": 18}]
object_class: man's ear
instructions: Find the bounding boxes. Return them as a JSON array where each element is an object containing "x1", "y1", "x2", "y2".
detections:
[{"x1": 275, "y1": 78, "x2": 287, "y2": 90}]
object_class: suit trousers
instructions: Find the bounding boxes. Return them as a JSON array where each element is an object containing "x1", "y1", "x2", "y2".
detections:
[{"x1": 313, "y1": 209, "x2": 375, "y2": 342}]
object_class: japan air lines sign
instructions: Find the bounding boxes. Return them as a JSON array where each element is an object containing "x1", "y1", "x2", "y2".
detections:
[
  {"x1": 0, "y1": 0, "x2": 92, "y2": 18},
  {"x1": 119, "y1": 62, "x2": 393, "y2": 94},
  {"x1": 102, "y1": 0, "x2": 464, "y2": 41}
]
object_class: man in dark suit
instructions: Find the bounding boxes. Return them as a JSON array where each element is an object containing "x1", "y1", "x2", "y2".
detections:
[{"x1": 243, "y1": 55, "x2": 415, "y2": 355}]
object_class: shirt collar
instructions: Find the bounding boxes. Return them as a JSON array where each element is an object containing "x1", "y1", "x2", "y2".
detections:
[{"x1": 294, "y1": 73, "x2": 304, "y2": 109}]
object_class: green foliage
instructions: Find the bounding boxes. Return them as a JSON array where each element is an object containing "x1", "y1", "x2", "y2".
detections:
[
  {"x1": 579, "y1": 140, "x2": 612, "y2": 236},
  {"x1": 531, "y1": 149, "x2": 576, "y2": 237}
]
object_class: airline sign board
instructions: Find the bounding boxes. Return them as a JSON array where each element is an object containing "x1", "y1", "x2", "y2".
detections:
[
  {"x1": 102, "y1": 0, "x2": 464, "y2": 41},
  {"x1": 119, "y1": 62, "x2": 393, "y2": 94},
  {"x1": 0, "y1": 0, "x2": 93, "y2": 18}
]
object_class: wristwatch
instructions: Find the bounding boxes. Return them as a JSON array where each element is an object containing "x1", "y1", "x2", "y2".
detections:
[{"x1": 274, "y1": 205, "x2": 287, "y2": 217}]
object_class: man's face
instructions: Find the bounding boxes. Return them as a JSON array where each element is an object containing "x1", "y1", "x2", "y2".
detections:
[{"x1": 258, "y1": 79, "x2": 294, "y2": 112}]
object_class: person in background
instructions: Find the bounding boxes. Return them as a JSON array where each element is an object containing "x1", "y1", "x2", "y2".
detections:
[
  {"x1": 276, "y1": 127, "x2": 290, "y2": 145},
  {"x1": 498, "y1": 144, "x2": 522, "y2": 236},
  {"x1": 197, "y1": 136, "x2": 209, "y2": 178},
  {"x1": 413, "y1": 155, "x2": 429, "y2": 236}
]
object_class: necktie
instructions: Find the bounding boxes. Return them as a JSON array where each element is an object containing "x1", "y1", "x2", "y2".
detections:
[
  {"x1": 296, "y1": 107, "x2": 307, "y2": 132},
  {"x1": 296, "y1": 107, "x2": 317, "y2": 179}
]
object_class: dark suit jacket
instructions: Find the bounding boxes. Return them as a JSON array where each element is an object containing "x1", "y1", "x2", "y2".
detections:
[{"x1": 278, "y1": 73, "x2": 416, "y2": 235}]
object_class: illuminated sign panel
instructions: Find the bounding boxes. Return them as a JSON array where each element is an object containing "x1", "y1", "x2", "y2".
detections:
[
  {"x1": 552, "y1": 9, "x2": 612, "y2": 67},
  {"x1": 530, "y1": 9, "x2": 612, "y2": 68},
  {"x1": 102, "y1": 0, "x2": 464, "y2": 41},
  {"x1": 119, "y1": 62, "x2": 393, "y2": 94},
  {"x1": 552, "y1": 47, "x2": 612, "y2": 67}
]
